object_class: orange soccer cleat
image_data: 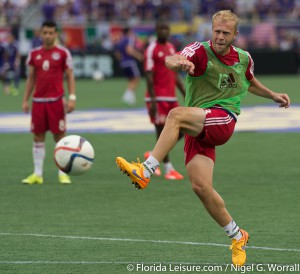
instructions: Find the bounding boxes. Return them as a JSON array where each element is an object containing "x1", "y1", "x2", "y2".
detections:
[
  {"x1": 230, "y1": 229, "x2": 249, "y2": 266},
  {"x1": 164, "y1": 169, "x2": 184, "y2": 180},
  {"x1": 116, "y1": 157, "x2": 150, "y2": 189}
]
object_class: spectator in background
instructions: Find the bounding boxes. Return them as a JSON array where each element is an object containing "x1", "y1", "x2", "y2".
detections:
[
  {"x1": 235, "y1": 0, "x2": 256, "y2": 20},
  {"x1": 1, "y1": 0, "x2": 22, "y2": 25},
  {"x1": 181, "y1": 0, "x2": 196, "y2": 22},
  {"x1": 250, "y1": 21, "x2": 278, "y2": 49},
  {"x1": 278, "y1": 0, "x2": 295, "y2": 16},
  {"x1": 97, "y1": 0, "x2": 115, "y2": 21},
  {"x1": 101, "y1": 33, "x2": 113, "y2": 52},
  {"x1": 31, "y1": 29, "x2": 42, "y2": 48},
  {"x1": 42, "y1": 0, "x2": 57, "y2": 21},
  {"x1": 278, "y1": 28, "x2": 298, "y2": 51},
  {"x1": 234, "y1": 35, "x2": 249, "y2": 50},
  {"x1": 196, "y1": 14, "x2": 212, "y2": 41},
  {"x1": 199, "y1": 0, "x2": 219, "y2": 15},
  {"x1": 115, "y1": 27, "x2": 143, "y2": 105}
]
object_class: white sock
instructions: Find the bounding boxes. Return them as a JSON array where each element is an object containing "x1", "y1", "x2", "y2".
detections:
[
  {"x1": 125, "y1": 89, "x2": 134, "y2": 94},
  {"x1": 223, "y1": 220, "x2": 242, "y2": 240},
  {"x1": 33, "y1": 142, "x2": 45, "y2": 177},
  {"x1": 164, "y1": 162, "x2": 174, "y2": 174},
  {"x1": 143, "y1": 155, "x2": 159, "y2": 178},
  {"x1": 58, "y1": 169, "x2": 68, "y2": 176},
  {"x1": 122, "y1": 89, "x2": 136, "y2": 104}
]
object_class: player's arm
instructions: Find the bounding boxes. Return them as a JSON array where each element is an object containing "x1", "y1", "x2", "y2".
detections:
[
  {"x1": 165, "y1": 54, "x2": 195, "y2": 74},
  {"x1": 145, "y1": 70, "x2": 157, "y2": 117},
  {"x1": 65, "y1": 68, "x2": 76, "y2": 113},
  {"x1": 22, "y1": 65, "x2": 35, "y2": 113},
  {"x1": 248, "y1": 77, "x2": 290, "y2": 108},
  {"x1": 145, "y1": 71, "x2": 155, "y2": 101},
  {"x1": 126, "y1": 44, "x2": 143, "y2": 62},
  {"x1": 15, "y1": 51, "x2": 21, "y2": 69}
]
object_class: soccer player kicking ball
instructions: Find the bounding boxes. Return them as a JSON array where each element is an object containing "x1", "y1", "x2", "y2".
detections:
[{"x1": 116, "y1": 10, "x2": 290, "y2": 266}]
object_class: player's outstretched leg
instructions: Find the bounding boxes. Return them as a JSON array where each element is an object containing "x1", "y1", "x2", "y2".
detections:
[
  {"x1": 230, "y1": 229, "x2": 249, "y2": 266},
  {"x1": 116, "y1": 157, "x2": 150, "y2": 189}
]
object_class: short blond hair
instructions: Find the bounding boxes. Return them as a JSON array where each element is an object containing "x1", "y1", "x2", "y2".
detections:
[{"x1": 212, "y1": 10, "x2": 239, "y2": 32}]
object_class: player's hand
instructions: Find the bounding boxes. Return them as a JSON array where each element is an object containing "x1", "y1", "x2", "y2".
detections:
[
  {"x1": 272, "y1": 93, "x2": 290, "y2": 108},
  {"x1": 66, "y1": 100, "x2": 76, "y2": 113},
  {"x1": 22, "y1": 101, "x2": 29, "y2": 113},
  {"x1": 176, "y1": 60, "x2": 195, "y2": 74}
]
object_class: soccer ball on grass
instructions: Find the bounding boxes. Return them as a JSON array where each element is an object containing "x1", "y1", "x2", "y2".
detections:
[
  {"x1": 92, "y1": 70, "x2": 104, "y2": 81},
  {"x1": 54, "y1": 135, "x2": 95, "y2": 175}
]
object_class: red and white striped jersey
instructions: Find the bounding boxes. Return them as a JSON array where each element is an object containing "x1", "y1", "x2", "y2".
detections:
[
  {"x1": 144, "y1": 40, "x2": 178, "y2": 101},
  {"x1": 26, "y1": 45, "x2": 73, "y2": 100}
]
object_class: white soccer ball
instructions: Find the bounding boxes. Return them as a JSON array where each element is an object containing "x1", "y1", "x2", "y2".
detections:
[
  {"x1": 92, "y1": 70, "x2": 104, "y2": 81},
  {"x1": 54, "y1": 135, "x2": 95, "y2": 175}
]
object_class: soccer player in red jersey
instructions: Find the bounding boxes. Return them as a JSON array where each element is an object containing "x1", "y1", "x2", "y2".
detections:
[
  {"x1": 116, "y1": 10, "x2": 290, "y2": 266},
  {"x1": 22, "y1": 21, "x2": 76, "y2": 185},
  {"x1": 144, "y1": 20, "x2": 185, "y2": 180}
]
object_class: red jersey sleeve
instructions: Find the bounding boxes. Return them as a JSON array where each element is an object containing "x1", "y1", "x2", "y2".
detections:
[
  {"x1": 144, "y1": 42, "x2": 156, "y2": 72},
  {"x1": 26, "y1": 49, "x2": 35, "y2": 66},
  {"x1": 63, "y1": 47, "x2": 73, "y2": 70},
  {"x1": 178, "y1": 42, "x2": 208, "y2": 77},
  {"x1": 245, "y1": 51, "x2": 254, "y2": 81}
]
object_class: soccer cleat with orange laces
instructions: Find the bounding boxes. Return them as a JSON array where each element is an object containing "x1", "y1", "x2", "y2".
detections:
[
  {"x1": 143, "y1": 151, "x2": 161, "y2": 176},
  {"x1": 230, "y1": 229, "x2": 249, "y2": 266},
  {"x1": 116, "y1": 157, "x2": 150, "y2": 189},
  {"x1": 164, "y1": 170, "x2": 184, "y2": 180}
]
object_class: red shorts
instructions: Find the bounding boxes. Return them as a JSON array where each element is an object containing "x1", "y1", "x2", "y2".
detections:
[
  {"x1": 31, "y1": 98, "x2": 66, "y2": 134},
  {"x1": 184, "y1": 107, "x2": 236, "y2": 165},
  {"x1": 146, "y1": 101, "x2": 179, "y2": 125}
]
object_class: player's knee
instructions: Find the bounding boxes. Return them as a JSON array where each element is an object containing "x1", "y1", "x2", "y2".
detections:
[
  {"x1": 33, "y1": 133, "x2": 45, "y2": 142},
  {"x1": 167, "y1": 107, "x2": 183, "y2": 124},
  {"x1": 191, "y1": 180, "x2": 212, "y2": 200},
  {"x1": 53, "y1": 133, "x2": 64, "y2": 143}
]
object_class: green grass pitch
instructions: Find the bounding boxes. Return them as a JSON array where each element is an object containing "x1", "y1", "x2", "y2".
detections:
[{"x1": 0, "y1": 76, "x2": 299, "y2": 273}]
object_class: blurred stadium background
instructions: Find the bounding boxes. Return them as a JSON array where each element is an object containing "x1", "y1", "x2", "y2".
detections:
[{"x1": 0, "y1": 1, "x2": 300, "y2": 273}]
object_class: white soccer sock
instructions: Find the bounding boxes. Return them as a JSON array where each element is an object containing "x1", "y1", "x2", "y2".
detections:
[
  {"x1": 164, "y1": 162, "x2": 174, "y2": 174},
  {"x1": 223, "y1": 220, "x2": 242, "y2": 240},
  {"x1": 125, "y1": 89, "x2": 134, "y2": 94},
  {"x1": 143, "y1": 155, "x2": 160, "y2": 178},
  {"x1": 33, "y1": 142, "x2": 45, "y2": 177},
  {"x1": 58, "y1": 169, "x2": 68, "y2": 176},
  {"x1": 122, "y1": 89, "x2": 136, "y2": 104}
]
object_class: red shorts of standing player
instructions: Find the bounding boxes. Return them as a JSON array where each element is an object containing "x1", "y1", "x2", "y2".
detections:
[
  {"x1": 146, "y1": 101, "x2": 179, "y2": 125},
  {"x1": 31, "y1": 98, "x2": 66, "y2": 134}
]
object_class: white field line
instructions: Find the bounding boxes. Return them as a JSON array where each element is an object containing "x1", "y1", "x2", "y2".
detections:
[{"x1": 0, "y1": 232, "x2": 299, "y2": 253}]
